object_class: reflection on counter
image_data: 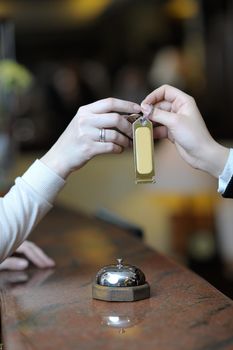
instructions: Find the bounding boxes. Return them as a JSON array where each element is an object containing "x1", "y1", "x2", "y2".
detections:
[
  {"x1": 0, "y1": 268, "x2": 55, "y2": 290},
  {"x1": 92, "y1": 298, "x2": 151, "y2": 335}
]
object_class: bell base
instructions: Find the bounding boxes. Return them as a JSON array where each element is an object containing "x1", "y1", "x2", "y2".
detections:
[{"x1": 92, "y1": 282, "x2": 150, "y2": 302}]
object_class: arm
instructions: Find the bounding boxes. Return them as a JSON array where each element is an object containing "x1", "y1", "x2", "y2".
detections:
[
  {"x1": 0, "y1": 159, "x2": 64, "y2": 262},
  {"x1": 0, "y1": 98, "x2": 141, "y2": 262}
]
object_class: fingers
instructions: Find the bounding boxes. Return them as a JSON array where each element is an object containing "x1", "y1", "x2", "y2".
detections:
[
  {"x1": 0, "y1": 257, "x2": 29, "y2": 271},
  {"x1": 83, "y1": 97, "x2": 141, "y2": 114},
  {"x1": 92, "y1": 141, "x2": 123, "y2": 156},
  {"x1": 92, "y1": 113, "x2": 132, "y2": 138},
  {"x1": 77, "y1": 111, "x2": 132, "y2": 148},
  {"x1": 99, "y1": 129, "x2": 130, "y2": 147},
  {"x1": 153, "y1": 125, "x2": 168, "y2": 140},
  {"x1": 141, "y1": 104, "x2": 153, "y2": 117},
  {"x1": 141, "y1": 84, "x2": 192, "y2": 108},
  {"x1": 149, "y1": 107, "x2": 178, "y2": 128},
  {"x1": 16, "y1": 241, "x2": 55, "y2": 269},
  {"x1": 155, "y1": 101, "x2": 172, "y2": 112}
]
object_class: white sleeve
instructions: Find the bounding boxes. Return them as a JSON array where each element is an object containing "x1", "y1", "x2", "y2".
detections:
[
  {"x1": 218, "y1": 149, "x2": 233, "y2": 194},
  {"x1": 0, "y1": 159, "x2": 65, "y2": 262}
]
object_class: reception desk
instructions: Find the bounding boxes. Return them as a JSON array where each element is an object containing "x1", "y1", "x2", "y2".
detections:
[{"x1": 0, "y1": 206, "x2": 233, "y2": 350}]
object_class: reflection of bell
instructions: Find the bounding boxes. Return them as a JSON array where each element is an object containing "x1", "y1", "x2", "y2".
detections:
[
  {"x1": 92, "y1": 258, "x2": 150, "y2": 301},
  {"x1": 102, "y1": 316, "x2": 130, "y2": 334},
  {"x1": 101, "y1": 315, "x2": 136, "y2": 334}
]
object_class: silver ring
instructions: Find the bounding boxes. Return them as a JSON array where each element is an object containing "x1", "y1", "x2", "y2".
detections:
[{"x1": 99, "y1": 128, "x2": 106, "y2": 142}]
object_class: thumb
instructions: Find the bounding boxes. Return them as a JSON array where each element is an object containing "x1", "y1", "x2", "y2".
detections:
[
  {"x1": 141, "y1": 103, "x2": 153, "y2": 117},
  {"x1": 0, "y1": 257, "x2": 29, "y2": 271}
]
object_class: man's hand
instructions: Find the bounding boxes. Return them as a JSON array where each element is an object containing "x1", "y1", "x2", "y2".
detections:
[{"x1": 141, "y1": 84, "x2": 229, "y2": 178}]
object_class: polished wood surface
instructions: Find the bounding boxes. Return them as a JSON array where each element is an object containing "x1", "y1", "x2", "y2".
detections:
[{"x1": 1, "y1": 206, "x2": 233, "y2": 350}]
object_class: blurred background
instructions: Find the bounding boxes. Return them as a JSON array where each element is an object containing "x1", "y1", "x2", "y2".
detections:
[{"x1": 0, "y1": 0, "x2": 233, "y2": 298}]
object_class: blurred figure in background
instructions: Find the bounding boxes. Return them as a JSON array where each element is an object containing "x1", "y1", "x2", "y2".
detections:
[
  {"x1": 148, "y1": 46, "x2": 185, "y2": 90},
  {"x1": 80, "y1": 60, "x2": 111, "y2": 100},
  {"x1": 46, "y1": 63, "x2": 97, "y2": 143},
  {"x1": 114, "y1": 64, "x2": 149, "y2": 104}
]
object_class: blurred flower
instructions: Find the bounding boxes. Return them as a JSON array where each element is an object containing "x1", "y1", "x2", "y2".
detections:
[
  {"x1": 0, "y1": 60, "x2": 34, "y2": 190},
  {"x1": 0, "y1": 59, "x2": 33, "y2": 95},
  {"x1": 0, "y1": 59, "x2": 34, "y2": 130}
]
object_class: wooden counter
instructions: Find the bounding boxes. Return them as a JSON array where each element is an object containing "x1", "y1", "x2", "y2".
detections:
[{"x1": 0, "y1": 206, "x2": 233, "y2": 350}]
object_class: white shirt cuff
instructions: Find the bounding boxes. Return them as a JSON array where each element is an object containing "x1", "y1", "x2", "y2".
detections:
[
  {"x1": 21, "y1": 159, "x2": 66, "y2": 203},
  {"x1": 218, "y1": 149, "x2": 233, "y2": 194}
]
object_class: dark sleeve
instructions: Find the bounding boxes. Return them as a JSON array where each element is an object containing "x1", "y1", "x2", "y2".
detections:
[{"x1": 222, "y1": 175, "x2": 233, "y2": 198}]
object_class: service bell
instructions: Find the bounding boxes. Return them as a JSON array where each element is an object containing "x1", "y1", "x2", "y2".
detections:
[{"x1": 92, "y1": 258, "x2": 150, "y2": 302}]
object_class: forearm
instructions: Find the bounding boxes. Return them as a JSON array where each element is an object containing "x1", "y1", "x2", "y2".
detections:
[{"x1": 0, "y1": 160, "x2": 65, "y2": 262}]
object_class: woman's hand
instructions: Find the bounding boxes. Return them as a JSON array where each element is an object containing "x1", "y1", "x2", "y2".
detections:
[
  {"x1": 0, "y1": 240, "x2": 55, "y2": 271},
  {"x1": 41, "y1": 98, "x2": 141, "y2": 179},
  {"x1": 141, "y1": 85, "x2": 229, "y2": 178}
]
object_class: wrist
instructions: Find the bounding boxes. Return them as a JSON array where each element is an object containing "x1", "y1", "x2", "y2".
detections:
[
  {"x1": 40, "y1": 147, "x2": 71, "y2": 180},
  {"x1": 201, "y1": 140, "x2": 230, "y2": 178}
]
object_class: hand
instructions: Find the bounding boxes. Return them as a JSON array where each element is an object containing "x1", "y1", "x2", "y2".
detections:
[
  {"x1": 141, "y1": 85, "x2": 229, "y2": 178},
  {"x1": 0, "y1": 240, "x2": 55, "y2": 271},
  {"x1": 41, "y1": 98, "x2": 141, "y2": 179}
]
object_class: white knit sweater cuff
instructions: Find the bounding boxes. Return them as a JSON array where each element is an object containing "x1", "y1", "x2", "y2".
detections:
[
  {"x1": 21, "y1": 159, "x2": 66, "y2": 203},
  {"x1": 218, "y1": 149, "x2": 233, "y2": 194}
]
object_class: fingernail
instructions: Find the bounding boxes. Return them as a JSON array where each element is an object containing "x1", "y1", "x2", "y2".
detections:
[
  {"x1": 133, "y1": 104, "x2": 141, "y2": 112},
  {"x1": 142, "y1": 104, "x2": 153, "y2": 117}
]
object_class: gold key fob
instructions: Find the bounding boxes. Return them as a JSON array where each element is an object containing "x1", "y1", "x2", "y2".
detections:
[{"x1": 132, "y1": 116, "x2": 155, "y2": 184}]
